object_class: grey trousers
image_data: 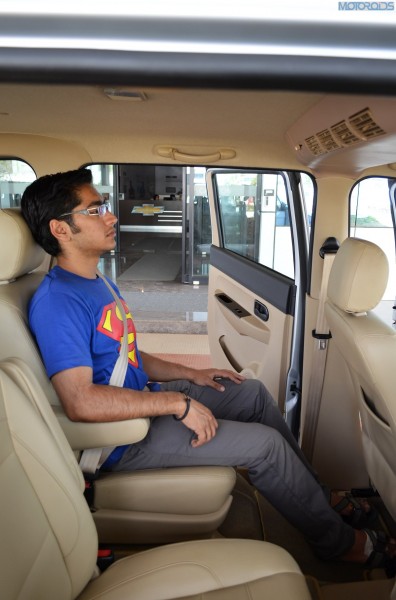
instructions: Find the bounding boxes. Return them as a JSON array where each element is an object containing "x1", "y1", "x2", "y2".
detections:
[{"x1": 111, "y1": 378, "x2": 354, "y2": 559}]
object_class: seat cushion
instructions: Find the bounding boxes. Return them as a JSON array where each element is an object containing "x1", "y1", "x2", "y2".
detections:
[
  {"x1": 95, "y1": 467, "x2": 236, "y2": 514},
  {"x1": 93, "y1": 467, "x2": 236, "y2": 544}
]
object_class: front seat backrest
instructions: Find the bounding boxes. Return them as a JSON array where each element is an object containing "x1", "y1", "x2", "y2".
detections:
[
  {"x1": 1, "y1": 357, "x2": 311, "y2": 600},
  {"x1": 325, "y1": 237, "x2": 396, "y2": 520},
  {"x1": 1, "y1": 359, "x2": 98, "y2": 599}
]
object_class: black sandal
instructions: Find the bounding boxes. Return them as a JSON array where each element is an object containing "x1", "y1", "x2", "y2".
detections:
[
  {"x1": 364, "y1": 529, "x2": 396, "y2": 577},
  {"x1": 332, "y1": 493, "x2": 377, "y2": 528}
]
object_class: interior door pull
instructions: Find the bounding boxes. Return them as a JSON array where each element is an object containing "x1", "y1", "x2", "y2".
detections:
[{"x1": 254, "y1": 301, "x2": 269, "y2": 322}]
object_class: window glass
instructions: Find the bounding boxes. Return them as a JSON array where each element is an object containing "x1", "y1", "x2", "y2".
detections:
[
  {"x1": 87, "y1": 164, "x2": 311, "y2": 285},
  {"x1": 215, "y1": 171, "x2": 294, "y2": 279},
  {"x1": 350, "y1": 177, "x2": 396, "y2": 324},
  {"x1": 0, "y1": 159, "x2": 36, "y2": 207}
]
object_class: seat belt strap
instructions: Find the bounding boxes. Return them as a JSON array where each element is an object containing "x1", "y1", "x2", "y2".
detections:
[
  {"x1": 98, "y1": 271, "x2": 130, "y2": 388},
  {"x1": 301, "y1": 238, "x2": 338, "y2": 462},
  {"x1": 79, "y1": 270, "x2": 130, "y2": 475}
]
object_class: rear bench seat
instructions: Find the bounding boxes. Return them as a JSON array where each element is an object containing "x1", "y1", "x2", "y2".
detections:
[{"x1": 0, "y1": 207, "x2": 236, "y2": 544}]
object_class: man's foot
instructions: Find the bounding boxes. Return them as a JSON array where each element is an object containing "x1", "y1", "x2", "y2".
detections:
[
  {"x1": 341, "y1": 529, "x2": 396, "y2": 575},
  {"x1": 331, "y1": 492, "x2": 377, "y2": 528}
]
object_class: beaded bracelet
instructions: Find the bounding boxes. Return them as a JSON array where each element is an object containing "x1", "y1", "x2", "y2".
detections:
[{"x1": 173, "y1": 393, "x2": 191, "y2": 421}]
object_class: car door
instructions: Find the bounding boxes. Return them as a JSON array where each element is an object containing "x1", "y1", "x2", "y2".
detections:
[{"x1": 206, "y1": 168, "x2": 313, "y2": 436}]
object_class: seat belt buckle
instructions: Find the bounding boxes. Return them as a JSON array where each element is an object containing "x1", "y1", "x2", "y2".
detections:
[
  {"x1": 84, "y1": 471, "x2": 99, "y2": 509},
  {"x1": 312, "y1": 329, "x2": 332, "y2": 349},
  {"x1": 97, "y1": 548, "x2": 115, "y2": 572}
]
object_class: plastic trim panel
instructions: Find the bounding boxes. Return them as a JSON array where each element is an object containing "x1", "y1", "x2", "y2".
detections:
[{"x1": 210, "y1": 245, "x2": 296, "y2": 316}]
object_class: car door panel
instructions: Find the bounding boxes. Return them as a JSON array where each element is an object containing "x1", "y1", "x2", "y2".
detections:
[
  {"x1": 208, "y1": 247, "x2": 295, "y2": 412},
  {"x1": 206, "y1": 169, "x2": 310, "y2": 425}
]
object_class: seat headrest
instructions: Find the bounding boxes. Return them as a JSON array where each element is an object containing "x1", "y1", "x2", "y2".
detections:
[
  {"x1": 0, "y1": 208, "x2": 46, "y2": 282},
  {"x1": 327, "y1": 237, "x2": 389, "y2": 313}
]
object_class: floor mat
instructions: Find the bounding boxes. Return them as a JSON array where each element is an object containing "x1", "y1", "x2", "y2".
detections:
[
  {"x1": 368, "y1": 495, "x2": 396, "y2": 539},
  {"x1": 255, "y1": 492, "x2": 382, "y2": 584},
  {"x1": 219, "y1": 474, "x2": 385, "y2": 583},
  {"x1": 218, "y1": 472, "x2": 265, "y2": 541}
]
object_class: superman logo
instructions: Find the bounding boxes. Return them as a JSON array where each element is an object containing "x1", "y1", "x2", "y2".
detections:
[{"x1": 97, "y1": 299, "x2": 138, "y2": 367}]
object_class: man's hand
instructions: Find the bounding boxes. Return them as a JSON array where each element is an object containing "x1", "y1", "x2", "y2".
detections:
[
  {"x1": 189, "y1": 368, "x2": 245, "y2": 391},
  {"x1": 179, "y1": 398, "x2": 218, "y2": 447},
  {"x1": 141, "y1": 352, "x2": 245, "y2": 391}
]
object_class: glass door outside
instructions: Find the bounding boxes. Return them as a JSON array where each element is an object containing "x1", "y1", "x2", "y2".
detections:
[
  {"x1": 90, "y1": 164, "x2": 120, "y2": 252},
  {"x1": 182, "y1": 166, "x2": 210, "y2": 284},
  {"x1": 90, "y1": 162, "x2": 210, "y2": 285}
]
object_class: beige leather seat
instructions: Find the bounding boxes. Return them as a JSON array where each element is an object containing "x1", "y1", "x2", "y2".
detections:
[
  {"x1": 0, "y1": 207, "x2": 236, "y2": 544},
  {"x1": 0, "y1": 357, "x2": 311, "y2": 600},
  {"x1": 325, "y1": 237, "x2": 396, "y2": 520}
]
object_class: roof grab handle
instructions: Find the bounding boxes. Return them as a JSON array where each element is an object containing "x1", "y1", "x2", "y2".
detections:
[{"x1": 156, "y1": 145, "x2": 236, "y2": 163}]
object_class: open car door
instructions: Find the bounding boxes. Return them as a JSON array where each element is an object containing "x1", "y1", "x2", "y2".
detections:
[{"x1": 206, "y1": 169, "x2": 313, "y2": 436}]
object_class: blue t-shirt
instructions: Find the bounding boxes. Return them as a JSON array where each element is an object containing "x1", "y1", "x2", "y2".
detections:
[{"x1": 29, "y1": 266, "x2": 159, "y2": 467}]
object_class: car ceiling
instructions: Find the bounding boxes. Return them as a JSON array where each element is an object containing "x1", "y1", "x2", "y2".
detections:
[
  {"x1": 0, "y1": 85, "x2": 320, "y2": 140},
  {"x1": 2, "y1": 84, "x2": 396, "y2": 178},
  {"x1": 1, "y1": 10, "x2": 396, "y2": 177}
]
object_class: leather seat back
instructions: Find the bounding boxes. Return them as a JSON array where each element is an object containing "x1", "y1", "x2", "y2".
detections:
[
  {"x1": 1, "y1": 359, "x2": 312, "y2": 600},
  {"x1": 0, "y1": 358, "x2": 98, "y2": 600},
  {"x1": 325, "y1": 237, "x2": 396, "y2": 519}
]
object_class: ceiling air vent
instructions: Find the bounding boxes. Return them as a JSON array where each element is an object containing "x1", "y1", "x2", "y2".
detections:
[
  {"x1": 304, "y1": 135, "x2": 326, "y2": 156},
  {"x1": 331, "y1": 120, "x2": 360, "y2": 146},
  {"x1": 316, "y1": 128, "x2": 341, "y2": 152},
  {"x1": 348, "y1": 107, "x2": 386, "y2": 140},
  {"x1": 303, "y1": 106, "x2": 387, "y2": 157}
]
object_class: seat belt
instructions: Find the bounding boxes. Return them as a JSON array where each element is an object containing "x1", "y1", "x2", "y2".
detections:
[
  {"x1": 97, "y1": 271, "x2": 130, "y2": 389},
  {"x1": 301, "y1": 237, "x2": 339, "y2": 463},
  {"x1": 78, "y1": 270, "x2": 130, "y2": 475}
]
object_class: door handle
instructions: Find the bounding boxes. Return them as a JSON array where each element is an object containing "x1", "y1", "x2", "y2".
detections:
[{"x1": 254, "y1": 300, "x2": 269, "y2": 322}]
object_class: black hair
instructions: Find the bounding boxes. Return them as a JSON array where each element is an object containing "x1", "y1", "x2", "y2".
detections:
[{"x1": 21, "y1": 168, "x2": 93, "y2": 256}]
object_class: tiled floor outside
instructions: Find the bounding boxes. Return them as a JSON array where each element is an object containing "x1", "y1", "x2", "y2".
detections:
[
  {"x1": 138, "y1": 333, "x2": 212, "y2": 370},
  {"x1": 100, "y1": 240, "x2": 208, "y2": 332},
  {"x1": 118, "y1": 280, "x2": 209, "y2": 335}
]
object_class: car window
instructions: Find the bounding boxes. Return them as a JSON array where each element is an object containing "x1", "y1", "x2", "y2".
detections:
[
  {"x1": 88, "y1": 162, "x2": 211, "y2": 284},
  {"x1": 213, "y1": 171, "x2": 296, "y2": 279},
  {"x1": 89, "y1": 164, "x2": 315, "y2": 284},
  {"x1": 0, "y1": 159, "x2": 36, "y2": 208},
  {"x1": 350, "y1": 177, "x2": 396, "y2": 325}
]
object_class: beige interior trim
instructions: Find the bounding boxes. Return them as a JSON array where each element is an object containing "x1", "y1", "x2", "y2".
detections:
[{"x1": 156, "y1": 145, "x2": 236, "y2": 163}]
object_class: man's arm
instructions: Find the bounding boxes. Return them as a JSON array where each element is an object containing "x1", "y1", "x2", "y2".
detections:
[
  {"x1": 52, "y1": 366, "x2": 218, "y2": 447},
  {"x1": 140, "y1": 351, "x2": 245, "y2": 391}
]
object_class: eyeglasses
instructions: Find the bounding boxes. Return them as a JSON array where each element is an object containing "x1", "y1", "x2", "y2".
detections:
[{"x1": 58, "y1": 200, "x2": 112, "y2": 219}]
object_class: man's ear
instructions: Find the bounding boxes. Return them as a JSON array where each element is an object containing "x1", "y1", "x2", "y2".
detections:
[{"x1": 49, "y1": 219, "x2": 72, "y2": 243}]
